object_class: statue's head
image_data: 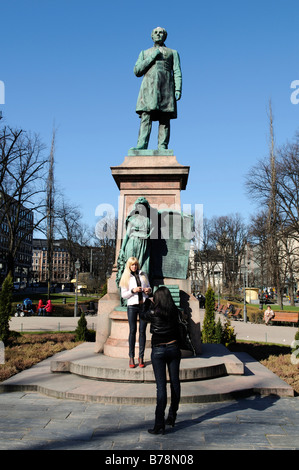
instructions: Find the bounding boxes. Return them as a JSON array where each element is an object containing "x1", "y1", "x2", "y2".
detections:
[
  {"x1": 134, "y1": 196, "x2": 150, "y2": 210},
  {"x1": 151, "y1": 27, "x2": 167, "y2": 45},
  {"x1": 126, "y1": 197, "x2": 151, "y2": 225},
  {"x1": 134, "y1": 197, "x2": 150, "y2": 216}
]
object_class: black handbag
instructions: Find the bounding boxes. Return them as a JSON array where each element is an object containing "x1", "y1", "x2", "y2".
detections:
[{"x1": 177, "y1": 310, "x2": 196, "y2": 355}]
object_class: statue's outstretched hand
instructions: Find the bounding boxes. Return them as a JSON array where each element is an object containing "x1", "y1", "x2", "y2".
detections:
[{"x1": 175, "y1": 91, "x2": 181, "y2": 101}]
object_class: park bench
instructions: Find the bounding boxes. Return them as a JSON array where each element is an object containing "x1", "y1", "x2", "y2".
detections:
[
  {"x1": 222, "y1": 307, "x2": 242, "y2": 320},
  {"x1": 271, "y1": 311, "x2": 299, "y2": 325},
  {"x1": 215, "y1": 303, "x2": 224, "y2": 312},
  {"x1": 231, "y1": 308, "x2": 242, "y2": 320},
  {"x1": 79, "y1": 303, "x2": 96, "y2": 316}
]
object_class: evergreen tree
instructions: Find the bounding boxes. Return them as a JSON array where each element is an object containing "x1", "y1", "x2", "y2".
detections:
[
  {"x1": 0, "y1": 274, "x2": 13, "y2": 345},
  {"x1": 221, "y1": 319, "x2": 236, "y2": 347},
  {"x1": 202, "y1": 286, "x2": 216, "y2": 343},
  {"x1": 202, "y1": 286, "x2": 236, "y2": 346},
  {"x1": 214, "y1": 318, "x2": 223, "y2": 343},
  {"x1": 75, "y1": 312, "x2": 88, "y2": 341}
]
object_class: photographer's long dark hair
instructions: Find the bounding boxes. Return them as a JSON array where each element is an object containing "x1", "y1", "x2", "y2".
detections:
[{"x1": 153, "y1": 286, "x2": 179, "y2": 319}]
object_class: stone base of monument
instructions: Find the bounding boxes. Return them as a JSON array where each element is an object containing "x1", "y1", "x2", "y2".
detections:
[
  {"x1": 103, "y1": 307, "x2": 152, "y2": 360},
  {"x1": 1, "y1": 338, "x2": 293, "y2": 403},
  {"x1": 39, "y1": 342, "x2": 294, "y2": 403},
  {"x1": 51, "y1": 343, "x2": 244, "y2": 381},
  {"x1": 102, "y1": 308, "x2": 195, "y2": 360}
]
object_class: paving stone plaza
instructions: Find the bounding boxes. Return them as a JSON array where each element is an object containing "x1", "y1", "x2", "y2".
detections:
[
  {"x1": 0, "y1": 391, "x2": 299, "y2": 451},
  {"x1": 1, "y1": 316, "x2": 299, "y2": 452}
]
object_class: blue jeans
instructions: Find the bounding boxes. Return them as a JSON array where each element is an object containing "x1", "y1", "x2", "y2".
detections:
[
  {"x1": 151, "y1": 342, "x2": 181, "y2": 427},
  {"x1": 127, "y1": 304, "x2": 147, "y2": 358}
]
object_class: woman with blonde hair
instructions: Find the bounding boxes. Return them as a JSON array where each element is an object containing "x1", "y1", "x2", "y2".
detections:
[{"x1": 119, "y1": 257, "x2": 152, "y2": 368}]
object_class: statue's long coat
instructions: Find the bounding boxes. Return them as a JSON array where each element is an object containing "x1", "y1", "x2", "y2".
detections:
[{"x1": 134, "y1": 45, "x2": 182, "y2": 120}]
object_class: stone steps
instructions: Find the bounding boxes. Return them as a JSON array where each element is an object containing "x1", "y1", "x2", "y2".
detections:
[
  {"x1": 50, "y1": 343, "x2": 244, "y2": 383},
  {"x1": 1, "y1": 342, "x2": 294, "y2": 404}
]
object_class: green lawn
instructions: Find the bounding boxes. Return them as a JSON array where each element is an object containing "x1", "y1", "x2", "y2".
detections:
[
  {"x1": 12, "y1": 292, "x2": 101, "y2": 317},
  {"x1": 218, "y1": 297, "x2": 299, "y2": 313},
  {"x1": 246, "y1": 302, "x2": 299, "y2": 312}
]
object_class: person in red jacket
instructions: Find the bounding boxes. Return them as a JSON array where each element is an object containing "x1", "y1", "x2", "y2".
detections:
[
  {"x1": 37, "y1": 299, "x2": 45, "y2": 316},
  {"x1": 45, "y1": 300, "x2": 53, "y2": 315}
]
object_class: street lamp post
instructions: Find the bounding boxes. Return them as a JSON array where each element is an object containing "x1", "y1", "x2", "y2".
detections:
[
  {"x1": 243, "y1": 264, "x2": 247, "y2": 323},
  {"x1": 74, "y1": 259, "x2": 80, "y2": 317},
  {"x1": 218, "y1": 270, "x2": 221, "y2": 310}
]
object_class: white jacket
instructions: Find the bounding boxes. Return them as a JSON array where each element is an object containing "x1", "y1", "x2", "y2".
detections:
[{"x1": 121, "y1": 271, "x2": 151, "y2": 306}]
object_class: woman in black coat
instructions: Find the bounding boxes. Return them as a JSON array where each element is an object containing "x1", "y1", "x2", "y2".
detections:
[{"x1": 141, "y1": 286, "x2": 181, "y2": 434}]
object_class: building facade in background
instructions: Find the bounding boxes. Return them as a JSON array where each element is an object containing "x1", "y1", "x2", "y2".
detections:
[
  {"x1": 0, "y1": 199, "x2": 33, "y2": 285},
  {"x1": 32, "y1": 238, "x2": 71, "y2": 284}
]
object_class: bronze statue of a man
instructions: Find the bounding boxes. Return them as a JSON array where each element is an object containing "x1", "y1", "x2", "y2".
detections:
[{"x1": 132, "y1": 27, "x2": 182, "y2": 150}]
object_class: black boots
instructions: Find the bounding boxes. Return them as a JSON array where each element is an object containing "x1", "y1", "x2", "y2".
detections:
[
  {"x1": 148, "y1": 409, "x2": 177, "y2": 434},
  {"x1": 148, "y1": 414, "x2": 176, "y2": 434},
  {"x1": 148, "y1": 425, "x2": 165, "y2": 435},
  {"x1": 165, "y1": 415, "x2": 176, "y2": 427}
]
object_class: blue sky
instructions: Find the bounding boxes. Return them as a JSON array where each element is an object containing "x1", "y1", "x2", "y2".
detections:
[{"x1": 1, "y1": 0, "x2": 299, "y2": 233}]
